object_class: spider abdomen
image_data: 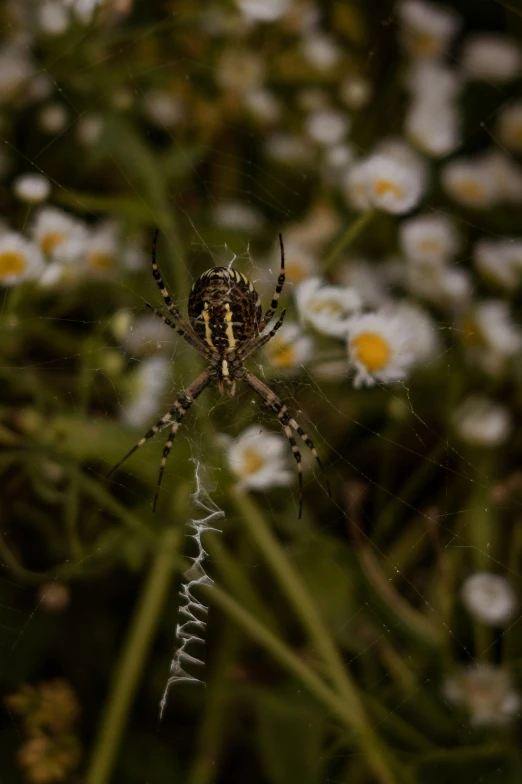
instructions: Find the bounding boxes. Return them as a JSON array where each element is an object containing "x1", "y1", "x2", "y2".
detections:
[{"x1": 188, "y1": 267, "x2": 262, "y2": 352}]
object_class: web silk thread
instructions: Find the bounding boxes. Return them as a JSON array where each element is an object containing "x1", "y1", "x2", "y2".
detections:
[{"x1": 159, "y1": 464, "x2": 223, "y2": 719}]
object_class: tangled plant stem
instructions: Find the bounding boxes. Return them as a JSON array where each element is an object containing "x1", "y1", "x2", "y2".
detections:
[{"x1": 228, "y1": 487, "x2": 404, "y2": 784}]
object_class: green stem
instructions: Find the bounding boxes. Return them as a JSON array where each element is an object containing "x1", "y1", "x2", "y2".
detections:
[
  {"x1": 205, "y1": 582, "x2": 402, "y2": 784},
  {"x1": 85, "y1": 527, "x2": 181, "y2": 784},
  {"x1": 322, "y1": 210, "x2": 375, "y2": 272},
  {"x1": 229, "y1": 487, "x2": 399, "y2": 784}
]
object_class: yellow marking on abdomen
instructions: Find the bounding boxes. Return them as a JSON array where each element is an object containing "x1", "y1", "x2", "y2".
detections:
[
  {"x1": 202, "y1": 302, "x2": 215, "y2": 348},
  {"x1": 224, "y1": 303, "x2": 237, "y2": 349}
]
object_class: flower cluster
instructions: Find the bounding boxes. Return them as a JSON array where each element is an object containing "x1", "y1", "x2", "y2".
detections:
[{"x1": 5, "y1": 680, "x2": 81, "y2": 784}]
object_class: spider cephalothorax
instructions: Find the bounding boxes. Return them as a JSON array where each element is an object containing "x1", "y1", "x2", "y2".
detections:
[{"x1": 108, "y1": 231, "x2": 329, "y2": 517}]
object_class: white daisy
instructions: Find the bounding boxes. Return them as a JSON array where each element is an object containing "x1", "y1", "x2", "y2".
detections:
[
  {"x1": 272, "y1": 241, "x2": 318, "y2": 284},
  {"x1": 461, "y1": 573, "x2": 517, "y2": 626},
  {"x1": 213, "y1": 201, "x2": 264, "y2": 231},
  {"x1": 337, "y1": 258, "x2": 391, "y2": 308},
  {"x1": 393, "y1": 301, "x2": 440, "y2": 364},
  {"x1": 226, "y1": 425, "x2": 293, "y2": 490},
  {"x1": 343, "y1": 160, "x2": 373, "y2": 211},
  {"x1": 122, "y1": 314, "x2": 175, "y2": 357},
  {"x1": 38, "y1": 2, "x2": 69, "y2": 35},
  {"x1": 236, "y1": 0, "x2": 289, "y2": 23},
  {"x1": 83, "y1": 222, "x2": 120, "y2": 278},
  {"x1": 31, "y1": 206, "x2": 87, "y2": 263},
  {"x1": 461, "y1": 300, "x2": 522, "y2": 374},
  {"x1": 444, "y1": 665, "x2": 520, "y2": 726},
  {"x1": 0, "y1": 44, "x2": 33, "y2": 102},
  {"x1": 481, "y1": 150, "x2": 522, "y2": 204},
  {"x1": 340, "y1": 76, "x2": 372, "y2": 110},
  {"x1": 496, "y1": 102, "x2": 522, "y2": 153},
  {"x1": 373, "y1": 137, "x2": 427, "y2": 174},
  {"x1": 38, "y1": 103, "x2": 69, "y2": 133},
  {"x1": 322, "y1": 144, "x2": 355, "y2": 184},
  {"x1": 284, "y1": 203, "x2": 340, "y2": 252},
  {"x1": 474, "y1": 238, "x2": 522, "y2": 290},
  {"x1": 0, "y1": 232, "x2": 44, "y2": 287},
  {"x1": 475, "y1": 300, "x2": 522, "y2": 359},
  {"x1": 76, "y1": 114, "x2": 104, "y2": 146},
  {"x1": 301, "y1": 33, "x2": 342, "y2": 72},
  {"x1": 405, "y1": 98, "x2": 459, "y2": 157},
  {"x1": 441, "y1": 157, "x2": 498, "y2": 209},
  {"x1": 121, "y1": 356, "x2": 170, "y2": 429},
  {"x1": 397, "y1": 0, "x2": 461, "y2": 59},
  {"x1": 295, "y1": 277, "x2": 361, "y2": 337},
  {"x1": 363, "y1": 153, "x2": 425, "y2": 215},
  {"x1": 454, "y1": 396, "x2": 512, "y2": 448},
  {"x1": 405, "y1": 60, "x2": 462, "y2": 102},
  {"x1": 399, "y1": 213, "x2": 458, "y2": 264},
  {"x1": 346, "y1": 310, "x2": 414, "y2": 388},
  {"x1": 63, "y1": 0, "x2": 102, "y2": 24},
  {"x1": 461, "y1": 34, "x2": 522, "y2": 83},
  {"x1": 265, "y1": 133, "x2": 315, "y2": 166},
  {"x1": 263, "y1": 322, "x2": 313, "y2": 374},
  {"x1": 12, "y1": 173, "x2": 51, "y2": 204},
  {"x1": 406, "y1": 259, "x2": 471, "y2": 309},
  {"x1": 305, "y1": 108, "x2": 350, "y2": 146},
  {"x1": 244, "y1": 89, "x2": 281, "y2": 123},
  {"x1": 121, "y1": 241, "x2": 146, "y2": 272},
  {"x1": 142, "y1": 90, "x2": 184, "y2": 129}
]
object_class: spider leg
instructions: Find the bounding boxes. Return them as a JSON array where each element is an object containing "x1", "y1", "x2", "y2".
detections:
[
  {"x1": 153, "y1": 419, "x2": 183, "y2": 511},
  {"x1": 244, "y1": 370, "x2": 331, "y2": 517},
  {"x1": 107, "y1": 370, "x2": 212, "y2": 488},
  {"x1": 256, "y1": 233, "x2": 285, "y2": 334},
  {"x1": 281, "y1": 420, "x2": 304, "y2": 518},
  {"x1": 145, "y1": 302, "x2": 214, "y2": 358},
  {"x1": 240, "y1": 308, "x2": 287, "y2": 360},
  {"x1": 150, "y1": 229, "x2": 213, "y2": 357}
]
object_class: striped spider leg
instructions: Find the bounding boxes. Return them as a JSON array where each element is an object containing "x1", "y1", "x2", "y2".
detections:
[
  {"x1": 244, "y1": 370, "x2": 331, "y2": 519},
  {"x1": 107, "y1": 369, "x2": 215, "y2": 509}
]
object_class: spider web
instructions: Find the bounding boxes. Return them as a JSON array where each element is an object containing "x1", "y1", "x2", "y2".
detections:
[{"x1": 1, "y1": 3, "x2": 522, "y2": 784}]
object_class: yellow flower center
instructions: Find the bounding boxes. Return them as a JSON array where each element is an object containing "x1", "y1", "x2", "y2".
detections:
[
  {"x1": 419, "y1": 238, "x2": 442, "y2": 254},
  {"x1": 88, "y1": 252, "x2": 116, "y2": 271},
  {"x1": 40, "y1": 231, "x2": 65, "y2": 256},
  {"x1": 412, "y1": 32, "x2": 439, "y2": 56},
  {"x1": 270, "y1": 339, "x2": 297, "y2": 368},
  {"x1": 0, "y1": 251, "x2": 27, "y2": 279},
  {"x1": 286, "y1": 260, "x2": 308, "y2": 284},
  {"x1": 352, "y1": 331, "x2": 391, "y2": 371},
  {"x1": 373, "y1": 179, "x2": 403, "y2": 200},
  {"x1": 309, "y1": 298, "x2": 344, "y2": 316},
  {"x1": 241, "y1": 447, "x2": 265, "y2": 476},
  {"x1": 455, "y1": 180, "x2": 485, "y2": 203}
]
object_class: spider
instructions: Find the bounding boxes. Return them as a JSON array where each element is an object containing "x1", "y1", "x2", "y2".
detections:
[{"x1": 108, "y1": 230, "x2": 330, "y2": 517}]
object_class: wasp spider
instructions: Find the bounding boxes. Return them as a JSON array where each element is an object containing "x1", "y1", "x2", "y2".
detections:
[{"x1": 108, "y1": 231, "x2": 330, "y2": 517}]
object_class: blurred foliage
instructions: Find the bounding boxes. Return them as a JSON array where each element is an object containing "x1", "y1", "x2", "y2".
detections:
[{"x1": 1, "y1": 1, "x2": 522, "y2": 783}]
